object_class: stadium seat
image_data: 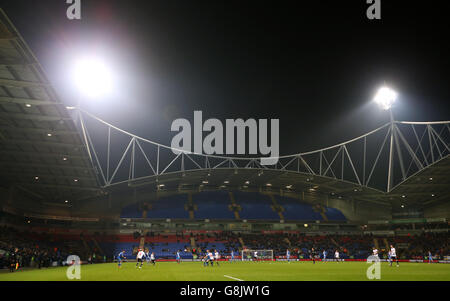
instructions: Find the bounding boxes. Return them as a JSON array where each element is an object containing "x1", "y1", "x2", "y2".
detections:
[
  {"x1": 324, "y1": 207, "x2": 347, "y2": 221},
  {"x1": 193, "y1": 191, "x2": 235, "y2": 219},
  {"x1": 147, "y1": 194, "x2": 189, "y2": 219},
  {"x1": 234, "y1": 192, "x2": 279, "y2": 220},
  {"x1": 276, "y1": 196, "x2": 323, "y2": 220},
  {"x1": 120, "y1": 203, "x2": 141, "y2": 218}
]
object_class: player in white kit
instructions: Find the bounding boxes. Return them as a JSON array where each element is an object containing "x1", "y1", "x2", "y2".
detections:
[
  {"x1": 214, "y1": 249, "x2": 220, "y2": 266},
  {"x1": 389, "y1": 245, "x2": 399, "y2": 267},
  {"x1": 253, "y1": 251, "x2": 258, "y2": 262},
  {"x1": 208, "y1": 250, "x2": 215, "y2": 266},
  {"x1": 151, "y1": 252, "x2": 156, "y2": 265},
  {"x1": 136, "y1": 249, "x2": 145, "y2": 269},
  {"x1": 372, "y1": 247, "x2": 379, "y2": 260},
  {"x1": 334, "y1": 250, "x2": 340, "y2": 262}
]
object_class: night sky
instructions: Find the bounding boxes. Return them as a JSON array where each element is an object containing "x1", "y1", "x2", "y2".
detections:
[{"x1": 2, "y1": 0, "x2": 450, "y2": 156}]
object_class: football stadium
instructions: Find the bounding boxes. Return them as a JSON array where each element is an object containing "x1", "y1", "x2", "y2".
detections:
[{"x1": 0, "y1": 1, "x2": 449, "y2": 287}]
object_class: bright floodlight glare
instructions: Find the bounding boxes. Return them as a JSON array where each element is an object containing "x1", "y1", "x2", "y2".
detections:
[
  {"x1": 374, "y1": 86, "x2": 397, "y2": 110},
  {"x1": 73, "y1": 58, "x2": 112, "y2": 98}
]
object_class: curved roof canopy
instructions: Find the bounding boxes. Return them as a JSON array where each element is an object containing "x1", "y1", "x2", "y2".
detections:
[
  {"x1": 0, "y1": 8, "x2": 448, "y2": 212},
  {"x1": 0, "y1": 9, "x2": 100, "y2": 203}
]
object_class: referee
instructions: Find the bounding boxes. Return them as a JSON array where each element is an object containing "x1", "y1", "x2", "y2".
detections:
[
  {"x1": 9, "y1": 248, "x2": 18, "y2": 272},
  {"x1": 310, "y1": 248, "x2": 316, "y2": 264}
]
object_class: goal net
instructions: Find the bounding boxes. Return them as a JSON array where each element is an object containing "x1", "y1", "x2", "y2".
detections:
[{"x1": 241, "y1": 249, "x2": 274, "y2": 261}]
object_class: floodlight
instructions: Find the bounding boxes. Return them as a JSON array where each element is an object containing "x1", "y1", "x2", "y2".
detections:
[
  {"x1": 73, "y1": 58, "x2": 112, "y2": 98},
  {"x1": 374, "y1": 86, "x2": 397, "y2": 110}
]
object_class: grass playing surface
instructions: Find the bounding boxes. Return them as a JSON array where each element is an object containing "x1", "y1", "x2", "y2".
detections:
[{"x1": 0, "y1": 261, "x2": 449, "y2": 281}]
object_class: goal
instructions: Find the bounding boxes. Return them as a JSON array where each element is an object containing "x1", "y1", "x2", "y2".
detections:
[{"x1": 241, "y1": 249, "x2": 274, "y2": 261}]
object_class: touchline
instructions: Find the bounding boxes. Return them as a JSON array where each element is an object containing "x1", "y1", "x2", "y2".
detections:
[{"x1": 171, "y1": 111, "x2": 279, "y2": 165}]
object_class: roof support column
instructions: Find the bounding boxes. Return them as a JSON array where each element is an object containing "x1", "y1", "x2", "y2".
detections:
[{"x1": 387, "y1": 109, "x2": 395, "y2": 193}]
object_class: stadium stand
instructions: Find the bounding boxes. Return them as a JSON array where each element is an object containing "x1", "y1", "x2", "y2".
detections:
[
  {"x1": 120, "y1": 203, "x2": 142, "y2": 218},
  {"x1": 143, "y1": 243, "x2": 192, "y2": 259},
  {"x1": 324, "y1": 207, "x2": 347, "y2": 221},
  {"x1": 143, "y1": 233, "x2": 190, "y2": 258},
  {"x1": 119, "y1": 191, "x2": 347, "y2": 222},
  {"x1": 1, "y1": 224, "x2": 449, "y2": 270},
  {"x1": 276, "y1": 196, "x2": 324, "y2": 221},
  {"x1": 233, "y1": 191, "x2": 279, "y2": 220},
  {"x1": 192, "y1": 191, "x2": 235, "y2": 219},
  {"x1": 147, "y1": 194, "x2": 189, "y2": 219}
]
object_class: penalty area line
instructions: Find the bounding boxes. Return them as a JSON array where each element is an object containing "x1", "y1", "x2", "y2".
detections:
[{"x1": 224, "y1": 275, "x2": 244, "y2": 281}]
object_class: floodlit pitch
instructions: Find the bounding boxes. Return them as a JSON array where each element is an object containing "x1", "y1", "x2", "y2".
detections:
[{"x1": 1, "y1": 261, "x2": 449, "y2": 281}]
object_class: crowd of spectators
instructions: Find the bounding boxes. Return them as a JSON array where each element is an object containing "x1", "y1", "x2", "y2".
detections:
[
  {"x1": 219, "y1": 232, "x2": 449, "y2": 260},
  {"x1": 1, "y1": 225, "x2": 449, "y2": 270},
  {"x1": 0, "y1": 226, "x2": 103, "y2": 271},
  {"x1": 0, "y1": 226, "x2": 66, "y2": 271},
  {"x1": 391, "y1": 233, "x2": 449, "y2": 259},
  {"x1": 368, "y1": 222, "x2": 448, "y2": 231}
]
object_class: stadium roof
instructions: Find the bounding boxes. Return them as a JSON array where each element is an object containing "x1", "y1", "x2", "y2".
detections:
[
  {"x1": 0, "y1": 9, "x2": 101, "y2": 203},
  {"x1": 388, "y1": 156, "x2": 450, "y2": 208},
  {"x1": 0, "y1": 8, "x2": 448, "y2": 213},
  {"x1": 106, "y1": 154, "x2": 450, "y2": 210}
]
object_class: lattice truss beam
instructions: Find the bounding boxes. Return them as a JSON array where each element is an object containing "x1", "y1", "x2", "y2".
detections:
[{"x1": 77, "y1": 109, "x2": 449, "y2": 193}]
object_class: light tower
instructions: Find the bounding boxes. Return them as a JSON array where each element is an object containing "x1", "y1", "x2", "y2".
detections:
[
  {"x1": 71, "y1": 57, "x2": 114, "y2": 170},
  {"x1": 374, "y1": 86, "x2": 398, "y2": 192}
]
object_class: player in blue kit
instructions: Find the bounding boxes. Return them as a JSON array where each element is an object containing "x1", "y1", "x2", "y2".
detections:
[
  {"x1": 176, "y1": 250, "x2": 181, "y2": 264},
  {"x1": 145, "y1": 250, "x2": 150, "y2": 264},
  {"x1": 286, "y1": 249, "x2": 290, "y2": 263},
  {"x1": 202, "y1": 251, "x2": 210, "y2": 267},
  {"x1": 388, "y1": 249, "x2": 392, "y2": 265},
  {"x1": 117, "y1": 250, "x2": 126, "y2": 269},
  {"x1": 230, "y1": 250, "x2": 235, "y2": 263}
]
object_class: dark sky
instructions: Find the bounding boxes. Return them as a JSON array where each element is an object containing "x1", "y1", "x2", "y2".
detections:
[{"x1": 2, "y1": 0, "x2": 450, "y2": 156}]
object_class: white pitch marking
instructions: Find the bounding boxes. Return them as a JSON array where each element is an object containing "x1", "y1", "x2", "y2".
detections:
[{"x1": 224, "y1": 274, "x2": 244, "y2": 281}]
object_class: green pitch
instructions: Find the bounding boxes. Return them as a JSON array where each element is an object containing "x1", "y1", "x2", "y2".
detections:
[{"x1": 0, "y1": 261, "x2": 449, "y2": 281}]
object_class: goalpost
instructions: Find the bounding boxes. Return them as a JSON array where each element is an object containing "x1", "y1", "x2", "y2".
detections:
[{"x1": 241, "y1": 249, "x2": 274, "y2": 261}]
